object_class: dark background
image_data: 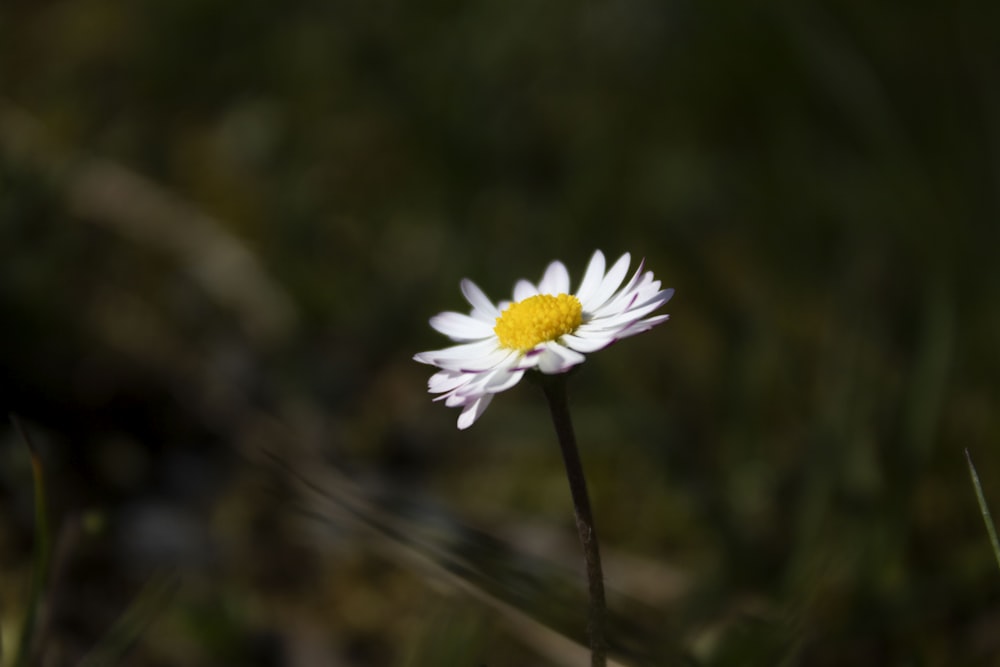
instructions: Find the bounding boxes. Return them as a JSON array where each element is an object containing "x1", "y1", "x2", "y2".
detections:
[{"x1": 2, "y1": 0, "x2": 999, "y2": 664}]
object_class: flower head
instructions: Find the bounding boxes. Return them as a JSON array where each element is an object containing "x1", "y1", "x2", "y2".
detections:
[{"x1": 414, "y1": 250, "x2": 674, "y2": 429}]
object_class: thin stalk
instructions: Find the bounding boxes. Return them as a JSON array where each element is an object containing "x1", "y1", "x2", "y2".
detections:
[
  {"x1": 10, "y1": 414, "x2": 52, "y2": 667},
  {"x1": 965, "y1": 448, "x2": 1000, "y2": 572},
  {"x1": 539, "y1": 375, "x2": 608, "y2": 667},
  {"x1": 77, "y1": 570, "x2": 180, "y2": 667}
]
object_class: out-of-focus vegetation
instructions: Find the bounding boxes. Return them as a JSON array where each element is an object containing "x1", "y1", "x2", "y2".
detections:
[{"x1": 2, "y1": 0, "x2": 999, "y2": 664}]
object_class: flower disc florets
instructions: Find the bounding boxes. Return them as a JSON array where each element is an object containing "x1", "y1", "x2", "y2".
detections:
[{"x1": 494, "y1": 294, "x2": 583, "y2": 351}]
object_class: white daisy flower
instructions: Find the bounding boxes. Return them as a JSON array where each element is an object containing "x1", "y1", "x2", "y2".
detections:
[{"x1": 414, "y1": 250, "x2": 674, "y2": 429}]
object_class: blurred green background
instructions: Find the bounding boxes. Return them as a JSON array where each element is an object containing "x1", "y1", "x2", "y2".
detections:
[{"x1": 2, "y1": 0, "x2": 999, "y2": 664}]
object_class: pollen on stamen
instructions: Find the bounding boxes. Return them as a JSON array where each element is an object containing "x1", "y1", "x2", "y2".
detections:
[{"x1": 494, "y1": 293, "x2": 583, "y2": 351}]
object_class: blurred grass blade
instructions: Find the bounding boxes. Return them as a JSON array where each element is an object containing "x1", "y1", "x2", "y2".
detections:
[
  {"x1": 77, "y1": 570, "x2": 180, "y2": 667},
  {"x1": 266, "y1": 452, "x2": 693, "y2": 666},
  {"x1": 10, "y1": 415, "x2": 52, "y2": 667},
  {"x1": 965, "y1": 448, "x2": 1000, "y2": 572}
]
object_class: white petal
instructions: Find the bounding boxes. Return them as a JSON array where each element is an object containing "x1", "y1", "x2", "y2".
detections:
[
  {"x1": 592, "y1": 277, "x2": 668, "y2": 318},
  {"x1": 429, "y1": 312, "x2": 494, "y2": 341},
  {"x1": 586, "y1": 299, "x2": 667, "y2": 331},
  {"x1": 513, "y1": 347, "x2": 544, "y2": 371},
  {"x1": 574, "y1": 251, "x2": 606, "y2": 304},
  {"x1": 455, "y1": 347, "x2": 518, "y2": 373},
  {"x1": 464, "y1": 355, "x2": 526, "y2": 392},
  {"x1": 457, "y1": 394, "x2": 494, "y2": 429},
  {"x1": 455, "y1": 358, "x2": 519, "y2": 396},
  {"x1": 487, "y1": 366, "x2": 525, "y2": 393},
  {"x1": 616, "y1": 314, "x2": 670, "y2": 338},
  {"x1": 428, "y1": 369, "x2": 471, "y2": 394},
  {"x1": 413, "y1": 351, "x2": 439, "y2": 366},
  {"x1": 414, "y1": 338, "x2": 496, "y2": 363},
  {"x1": 537, "y1": 342, "x2": 586, "y2": 374},
  {"x1": 538, "y1": 261, "x2": 570, "y2": 295},
  {"x1": 513, "y1": 279, "x2": 538, "y2": 302},
  {"x1": 461, "y1": 279, "x2": 500, "y2": 321},
  {"x1": 581, "y1": 252, "x2": 631, "y2": 312},
  {"x1": 593, "y1": 262, "x2": 647, "y2": 314},
  {"x1": 561, "y1": 333, "x2": 615, "y2": 353},
  {"x1": 445, "y1": 391, "x2": 471, "y2": 407},
  {"x1": 414, "y1": 339, "x2": 509, "y2": 371}
]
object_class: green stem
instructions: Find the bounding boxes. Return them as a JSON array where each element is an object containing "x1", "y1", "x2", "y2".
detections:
[{"x1": 539, "y1": 375, "x2": 608, "y2": 667}]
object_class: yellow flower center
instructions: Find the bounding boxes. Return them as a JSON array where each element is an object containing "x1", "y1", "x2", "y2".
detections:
[{"x1": 494, "y1": 293, "x2": 583, "y2": 351}]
